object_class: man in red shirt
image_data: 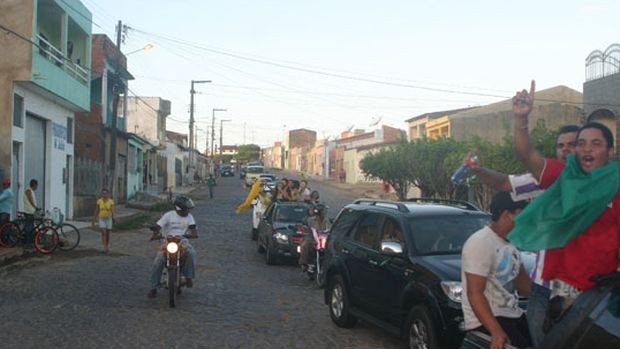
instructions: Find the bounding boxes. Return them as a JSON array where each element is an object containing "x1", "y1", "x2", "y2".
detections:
[{"x1": 510, "y1": 81, "x2": 620, "y2": 345}]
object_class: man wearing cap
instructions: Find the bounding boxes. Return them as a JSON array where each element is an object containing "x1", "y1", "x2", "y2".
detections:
[{"x1": 0, "y1": 178, "x2": 13, "y2": 224}]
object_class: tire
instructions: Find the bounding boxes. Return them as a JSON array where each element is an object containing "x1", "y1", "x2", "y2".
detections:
[
  {"x1": 265, "y1": 242, "x2": 277, "y2": 265},
  {"x1": 328, "y1": 275, "x2": 357, "y2": 327},
  {"x1": 403, "y1": 306, "x2": 439, "y2": 349},
  {"x1": 314, "y1": 268, "x2": 326, "y2": 289},
  {"x1": 257, "y1": 238, "x2": 266, "y2": 253},
  {"x1": 34, "y1": 226, "x2": 59, "y2": 254},
  {"x1": 57, "y1": 223, "x2": 80, "y2": 251},
  {"x1": 168, "y1": 268, "x2": 177, "y2": 308},
  {"x1": 0, "y1": 222, "x2": 21, "y2": 248},
  {"x1": 251, "y1": 228, "x2": 258, "y2": 241}
]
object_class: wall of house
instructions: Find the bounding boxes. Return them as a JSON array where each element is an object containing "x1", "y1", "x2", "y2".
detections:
[
  {"x1": 0, "y1": 0, "x2": 34, "y2": 179},
  {"x1": 13, "y1": 83, "x2": 75, "y2": 218}
]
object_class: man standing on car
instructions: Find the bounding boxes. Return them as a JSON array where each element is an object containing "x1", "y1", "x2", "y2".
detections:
[
  {"x1": 462, "y1": 191, "x2": 532, "y2": 349},
  {"x1": 509, "y1": 81, "x2": 620, "y2": 347},
  {"x1": 463, "y1": 123, "x2": 578, "y2": 347}
]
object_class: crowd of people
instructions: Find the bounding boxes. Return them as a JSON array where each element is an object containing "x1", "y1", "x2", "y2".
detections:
[{"x1": 460, "y1": 81, "x2": 620, "y2": 349}]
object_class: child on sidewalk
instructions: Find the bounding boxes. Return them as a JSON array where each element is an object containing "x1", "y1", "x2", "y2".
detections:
[{"x1": 92, "y1": 188, "x2": 117, "y2": 253}]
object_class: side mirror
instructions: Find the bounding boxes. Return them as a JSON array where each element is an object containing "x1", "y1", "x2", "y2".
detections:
[{"x1": 381, "y1": 240, "x2": 404, "y2": 256}]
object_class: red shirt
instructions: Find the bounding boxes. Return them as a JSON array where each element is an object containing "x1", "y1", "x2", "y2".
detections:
[{"x1": 539, "y1": 159, "x2": 620, "y2": 290}]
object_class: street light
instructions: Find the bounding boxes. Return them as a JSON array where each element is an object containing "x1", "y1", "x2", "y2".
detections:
[
  {"x1": 220, "y1": 119, "x2": 231, "y2": 158},
  {"x1": 125, "y1": 43, "x2": 155, "y2": 56},
  {"x1": 211, "y1": 108, "x2": 227, "y2": 156}
]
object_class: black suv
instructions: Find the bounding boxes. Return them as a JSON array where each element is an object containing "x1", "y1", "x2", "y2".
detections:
[{"x1": 323, "y1": 198, "x2": 490, "y2": 349}]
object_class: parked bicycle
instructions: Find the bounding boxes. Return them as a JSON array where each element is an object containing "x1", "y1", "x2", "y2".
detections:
[
  {"x1": 0, "y1": 210, "x2": 59, "y2": 254},
  {"x1": 37, "y1": 208, "x2": 80, "y2": 251}
]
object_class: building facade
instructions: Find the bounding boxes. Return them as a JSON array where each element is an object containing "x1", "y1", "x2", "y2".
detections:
[
  {"x1": 584, "y1": 43, "x2": 620, "y2": 157},
  {"x1": 1, "y1": 0, "x2": 92, "y2": 219}
]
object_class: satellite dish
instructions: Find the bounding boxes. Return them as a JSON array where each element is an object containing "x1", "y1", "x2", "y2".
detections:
[{"x1": 369, "y1": 116, "x2": 382, "y2": 127}]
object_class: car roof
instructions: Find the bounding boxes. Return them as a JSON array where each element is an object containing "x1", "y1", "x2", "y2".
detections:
[{"x1": 345, "y1": 198, "x2": 488, "y2": 218}]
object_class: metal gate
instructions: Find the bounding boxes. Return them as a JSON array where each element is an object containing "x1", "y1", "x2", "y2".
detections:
[{"x1": 24, "y1": 114, "x2": 46, "y2": 207}]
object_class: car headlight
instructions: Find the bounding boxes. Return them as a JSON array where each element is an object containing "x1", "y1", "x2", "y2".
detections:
[
  {"x1": 440, "y1": 281, "x2": 462, "y2": 303},
  {"x1": 273, "y1": 232, "x2": 288, "y2": 243},
  {"x1": 166, "y1": 242, "x2": 179, "y2": 254}
]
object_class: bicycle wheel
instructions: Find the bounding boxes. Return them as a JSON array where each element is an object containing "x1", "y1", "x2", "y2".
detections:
[
  {"x1": 57, "y1": 223, "x2": 80, "y2": 251},
  {"x1": 0, "y1": 222, "x2": 21, "y2": 248},
  {"x1": 34, "y1": 226, "x2": 59, "y2": 254}
]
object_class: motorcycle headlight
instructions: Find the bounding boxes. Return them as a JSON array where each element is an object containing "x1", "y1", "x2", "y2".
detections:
[
  {"x1": 273, "y1": 232, "x2": 288, "y2": 243},
  {"x1": 166, "y1": 242, "x2": 179, "y2": 254},
  {"x1": 440, "y1": 281, "x2": 462, "y2": 303}
]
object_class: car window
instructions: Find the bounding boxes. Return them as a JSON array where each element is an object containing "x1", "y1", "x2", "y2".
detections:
[
  {"x1": 274, "y1": 205, "x2": 308, "y2": 223},
  {"x1": 331, "y1": 208, "x2": 363, "y2": 238},
  {"x1": 408, "y1": 215, "x2": 490, "y2": 255},
  {"x1": 381, "y1": 217, "x2": 405, "y2": 244},
  {"x1": 351, "y1": 213, "x2": 383, "y2": 249},
  {"x1": 247, "y1": 166, "x2": 264, "y2": 174}
]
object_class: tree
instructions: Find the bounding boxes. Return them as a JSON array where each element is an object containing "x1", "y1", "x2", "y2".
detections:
[
  {"x1": 360, "y1": 143, "x2": 410, "y2": 201},
  {"x1": 236, "y1": 144, "x2": 261, "y2": 163}
]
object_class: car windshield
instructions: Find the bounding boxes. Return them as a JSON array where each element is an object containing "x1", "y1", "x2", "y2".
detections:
[
  {"x1": 407, "y1": 215, "x2": 490, "y2": 255},
  {"x1": 247, "y1": 166, "x2": 264, "y2": 174},
  {"x1": 274, "y1": 205, "x2": 308, "y2": 223}
]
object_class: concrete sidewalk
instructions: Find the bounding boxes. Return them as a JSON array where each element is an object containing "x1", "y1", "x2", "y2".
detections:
[{"x1": 0, "y1": 184, "x2": 201, "y2": 267}]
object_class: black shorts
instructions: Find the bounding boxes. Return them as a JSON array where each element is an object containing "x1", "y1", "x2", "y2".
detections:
[{"x1": 471, "y1": 314, "x2": 532, "y2": 349}]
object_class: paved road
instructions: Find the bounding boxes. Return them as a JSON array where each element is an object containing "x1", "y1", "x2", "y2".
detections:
[{"x1": 0, "y1": 177, "x2": 401, "y2": 349}]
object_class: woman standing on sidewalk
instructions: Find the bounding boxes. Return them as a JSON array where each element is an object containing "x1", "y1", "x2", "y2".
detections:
[{"x1": 92, "y1": 188, "x2": 117, "y2": 253}]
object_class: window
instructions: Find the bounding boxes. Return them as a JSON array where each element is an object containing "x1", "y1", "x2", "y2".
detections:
[
  {"x1": 352, "y1": 213, "x2": 382, "y2": 249},
  {"x1": 66, "y1": 118, "x2": 73, "y2": 144},
  {"x1": 331, "y1": 208, "x2": 362, "y2": 238},
  {"x1": 13, "y1": 94, "x2": 24, "y2": 127},
  {"x1": 408, "y1": 215, "x2": 489, "y2": 255},
  {"x1": 274, "y1": 205, "x2": 308, "y2": 223},
  {"x1": 381, "y1": 218, "x2": 405, "y2": 244}
]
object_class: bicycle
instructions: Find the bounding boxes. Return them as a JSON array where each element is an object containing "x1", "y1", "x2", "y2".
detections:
[
  {"x1": 40, "y1": 209, "x2": 80, "y2": 251},
  {"x1": 0, "y1": 211, "x2": 60, "y2": 254}
]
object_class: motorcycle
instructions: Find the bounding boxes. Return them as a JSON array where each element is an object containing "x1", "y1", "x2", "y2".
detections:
[
  {"x1": 150, "y1": 228, "x2": 196, "y2": 308},
  {"x1": 296, "y1": 224, "x2": 330, "y2": 288}
]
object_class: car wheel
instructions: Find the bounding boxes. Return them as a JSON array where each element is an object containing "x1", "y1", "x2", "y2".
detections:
[
  {"x1": 328, "y1": 275, "x2": 357, "y2": 328},
  {"x1": 265, "y1": 242, "x2": 277, "y2": 265},
  {"x1": 251, "y1": 228, "x2": 258, "y2": 241},
  {"x1": 403, "y1": 306, "x2": 438, "y2": 349},
  {"x1": 257, "y1": 237, "x2": 265, "y2": 253}
]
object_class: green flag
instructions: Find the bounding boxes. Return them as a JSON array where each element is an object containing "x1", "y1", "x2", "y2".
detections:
[{"x1": 508, "y1": 154, "x2": 618, "y2": 250}]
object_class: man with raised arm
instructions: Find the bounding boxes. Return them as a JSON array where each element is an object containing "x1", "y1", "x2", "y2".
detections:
[
  {"x1": 509, "y1": 81, "x2": 620, "y2": 346},
  {"x1": 464, "y1": 123, "x2": 578, "y2": 347}
]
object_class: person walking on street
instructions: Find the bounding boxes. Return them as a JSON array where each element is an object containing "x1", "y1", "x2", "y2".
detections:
[
  {"x1": 92, "y1": 188, "x2": 117, "y2": 253},
  {"x1": 0, "y1": 178, "x2": 13, "y2": 224},
  {"x1": 23, "y1": 179, "x2": 40, "y2": 246},
  {"x1": 206, "y1": 174, "x2": 216, "y2": 199}
]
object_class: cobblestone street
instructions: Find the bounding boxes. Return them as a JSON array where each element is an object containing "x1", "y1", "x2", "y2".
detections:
[{"x1": 0, "y1": 176, "x2": 400, "y2": 349}]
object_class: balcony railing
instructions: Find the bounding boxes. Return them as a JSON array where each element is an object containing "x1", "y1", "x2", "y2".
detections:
[{"x1": 37, "y1": 34, "x2": 89, "y2": 85}]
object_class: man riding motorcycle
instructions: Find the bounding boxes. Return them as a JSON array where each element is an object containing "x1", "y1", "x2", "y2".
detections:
[
  {"x1": 148, "y1": 196, "x2": 198, "y2": 299},
  {"x1": 298, "y1": 204, "x2": 328, "y2": 272}
]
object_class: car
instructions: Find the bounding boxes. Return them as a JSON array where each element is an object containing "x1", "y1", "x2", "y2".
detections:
[
  {"x1": 220, "y1": 164, "x2": 234, "y2": 177},
  {"x1": 245, "y1": 165, "x2": 265, "y2": 185},
  {"x1": 257, "y1": 201, "x2": 312, "y2": 265},
  {"x1": 259, "y1": 174, "x2": 277, "y2": 191},
  {"x1": 461, "y1": 272, "x2": 620, "y2": 349},
  {"x1": 323, "y1": 198, "x2": 491, "y2": 349}
]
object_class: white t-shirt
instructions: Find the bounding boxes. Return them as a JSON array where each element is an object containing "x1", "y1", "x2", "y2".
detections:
[
  {"x1": 157, "y1": 211, "x2": 196, "y2": 238},
  {"x1": 461, "y1": 226, "x2": 524, "y2": 330}
]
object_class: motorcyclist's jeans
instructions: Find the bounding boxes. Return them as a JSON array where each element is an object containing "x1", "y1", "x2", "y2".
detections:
[
  {"x1": 527, "y1": 282, "x2": 550, "y2": 348},
  {"x1": 150, "y1": 246, "x2": 196, "y2": 289},
  {"x1": 298, "y1": 235, "x2": 314, "y2": 266}
]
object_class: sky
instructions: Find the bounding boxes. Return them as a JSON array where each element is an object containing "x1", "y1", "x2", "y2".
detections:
[{"x1": 82, "y1": 0, "x2": 620, "y2": 149}]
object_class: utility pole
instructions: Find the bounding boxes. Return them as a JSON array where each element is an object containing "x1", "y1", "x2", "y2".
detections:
[
  {"x1": 205, "y1": 125, "x2": 209, "y2": 156},
  {"x1": 211, "y1": 108, "x2": 227, "y2": 157},
  {"x1": 109, "y1": 20, "x2": 123, "y2": 198},
  {"x1": 189, "y1": 80, "x2": 211, "y2": 179},
  {"x1": 219, "y1": 119, "x2": 231, "y2": 158},
  {"x1": 243, "y1": 122, "x2": 246, "y2": 144}
]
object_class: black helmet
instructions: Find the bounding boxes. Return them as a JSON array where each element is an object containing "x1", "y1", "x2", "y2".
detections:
[{"x1": 174, "y1": 196, "x2": 195, "y2": 215}]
